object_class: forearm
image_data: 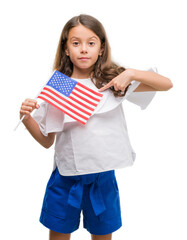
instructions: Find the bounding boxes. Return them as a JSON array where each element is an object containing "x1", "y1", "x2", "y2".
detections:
[
  {"x1": 22, "y1": 116, "x2": 55, "y2": 148},
  {"x1": 133, "y1": 69, "x2": 173, "y2": 91}
]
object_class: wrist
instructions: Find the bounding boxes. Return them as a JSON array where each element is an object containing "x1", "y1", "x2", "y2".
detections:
[
  {"x1": 125, "y1": 68, "x2": 136, "y2": 82},
  {"x1": 21, "y1": 114, "x2": 32, "y2": 123},
  {"x1": 130, "y1": 68, "x2": 138, "y2": 81},
  {"x1": 132, "y1": 69, "x2": 146, "y2": 83}
]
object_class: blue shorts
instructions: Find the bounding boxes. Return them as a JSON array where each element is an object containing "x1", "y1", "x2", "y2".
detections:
[{"x1": 40, "y1": 168, "x2": 122, "y2": 235}]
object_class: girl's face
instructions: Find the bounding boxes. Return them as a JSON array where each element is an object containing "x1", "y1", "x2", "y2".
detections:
[{"x1": 65, "y1": 24, "x2": 103, "y2": 78}]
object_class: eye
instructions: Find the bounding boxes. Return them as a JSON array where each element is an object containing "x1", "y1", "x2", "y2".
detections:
[
  {"x1": 89, "y1": 41, "x2": 95, "y2": 46},
  {"x1": 72, "y1": 41, "x2": 79, "y2": 46}
]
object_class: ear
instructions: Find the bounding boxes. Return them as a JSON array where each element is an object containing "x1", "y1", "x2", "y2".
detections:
[
  {"x1": 99, "y1": 49, "x2": 103, "y2": 56},
  {"x1": 65, "y1": 48, "x2": 69, "y2": 56},
  {"x1": 99, "y1": 44, "x2": 104, "y2": 56}
]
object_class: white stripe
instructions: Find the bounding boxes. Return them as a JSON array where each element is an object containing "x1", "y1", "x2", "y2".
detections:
[
  {"x1": 42, "y1": 87, "x2": 93, "y2": 115},
  {"x1": 69, "y1": 92, "x2": 98, "y2": 108},
  {"x1": 40, "y1": 90, "x2": 92, "y2": 117},
  {"x1": 76, "y1": 84, "x2": 102, "y2": 101},
  {"x1": 73, "y1": 88, "x2": 99, "y2": 105},
  {"x1": 39, "y1": 94, "x2": 88, "y2": 123},
  {"x1": 45, "y1": 86, "x2": 97, "y2": 110}
]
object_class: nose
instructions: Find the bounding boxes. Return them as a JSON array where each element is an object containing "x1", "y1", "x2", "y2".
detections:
[{"x1": 80, "y1": 43, "x2": 88, "y2": 54}]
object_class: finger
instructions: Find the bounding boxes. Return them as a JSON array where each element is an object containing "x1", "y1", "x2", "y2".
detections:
[
  {"x1": 21, "y1": 105, "x2": 33, "y2": 111},
  {"x1": 113, "y1": 84, "x2": 120, "y2": 91},
  {"x1": 22, "y1": 102, "x2": 35, "y2": 108},
  {"x1": 28, "y1": 99, "x2": 40, "y2": 109},
  {"x1": 19, "y1": 107, "x2": 32, "y2": 118},
  {"x1": 23, "y1": 99, "x2": 39, "y2": 109},
  {"x1": 24, "y1": 99, "x2": 37, "y2": 106},
  {"x1": 36, "y1": 103, "x2": 40, "y2": 109},
  {"x1": 20, "y1": 106, "x2": 33, "y2": 116},
  {"x1": 20, "y1": 110, "x2": 31, "y2": 116},
  {"x1": 25, "y1": 98, "x2": 37, "y2": 103},
  {"x1": 98, "y1": 81, "x2": 114, "y2": 92}
]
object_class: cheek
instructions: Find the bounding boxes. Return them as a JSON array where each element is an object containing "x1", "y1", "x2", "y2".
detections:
[
  {"x1": 94, "y1": 55, "x2": 100, "y2": 64},
  {"x1": 92, "y1": 48, "x2": 101, "y2": 60},
  {"x1": 68, "y1": 49, "x2": 78, "y2": 62}
]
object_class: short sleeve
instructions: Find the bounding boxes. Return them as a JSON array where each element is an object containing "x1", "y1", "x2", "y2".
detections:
[
  {"x1": 125, "y1": 67, "x2": 157, "y2": 109},
  {"x1": 33, "y1": 102, "x2": 64, "y2": 136}
]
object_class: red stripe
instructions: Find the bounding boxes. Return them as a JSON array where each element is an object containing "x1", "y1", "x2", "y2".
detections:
[
  {"x1": 39, "y1": 92, "x2": 91, "y2": 120},
  {"x1": 44, "y1": 87, "x2": 94, "y2": 112},
  {"x1": 77, "y1": 82, "x2": 103, "y2": 97},
  {"x1": 68, "y1": 96, "x2": 94, "y2": 111},
  {"x1": 74, "y1": 86, "x2": 101, "y2": 102},
  {"x1": 71, "y1": 91, "x2": 97, "y2": 107},
  {"x1": 38, "y1": 96, "x2": 86, "y2": 125},
  {"x1": 43, "y1": 87, "x2": 92, "y2": 116}
]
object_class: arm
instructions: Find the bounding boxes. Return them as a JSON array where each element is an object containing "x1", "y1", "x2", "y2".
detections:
[
  {"x1": 20, "y1": 99, "x2": 55, "y2": 149},
  {"x1": 132, "y1": 69, "x2": 173, "y2": 92},
  {"x1": 99, "y1": 68, "x2": 173, "y2": 92}
]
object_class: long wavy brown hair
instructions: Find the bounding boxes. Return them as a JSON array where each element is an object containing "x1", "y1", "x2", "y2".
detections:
[{"x1": 53, "y1": 14, "x2": 128, "y2": 97}]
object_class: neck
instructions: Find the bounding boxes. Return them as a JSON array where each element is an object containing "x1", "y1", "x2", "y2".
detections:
[{"x1": 71, "y1": 67, "x2": 93, "y2": 79}]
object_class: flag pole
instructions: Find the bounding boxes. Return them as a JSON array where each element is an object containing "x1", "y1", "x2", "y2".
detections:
[
  {"x1": 14, "y1": 70, "x2": 56, "y2": 131},
  {"x1": 14, "y1": 115, "x2": 25, "y2": 131},
  {"x1": 14, "y1": 94, "x2": 38, "y2": 131},
  {"x1": 14, "y1": 91, "x2": 41, "y2": 131}
]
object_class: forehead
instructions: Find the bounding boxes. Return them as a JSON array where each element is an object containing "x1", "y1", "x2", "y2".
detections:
[{"x1": 68, "y1": 24, "x2": 99, "y2": 40}]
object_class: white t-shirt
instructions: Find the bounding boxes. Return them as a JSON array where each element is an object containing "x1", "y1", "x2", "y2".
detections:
[{"x1": 33, "y1": 68, "x2": 156, "y2": 176}]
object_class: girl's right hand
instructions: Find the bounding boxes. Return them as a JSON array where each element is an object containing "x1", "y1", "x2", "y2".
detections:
[{"x1": 20, "y1": 99, "x2": 40, "y2": 120}]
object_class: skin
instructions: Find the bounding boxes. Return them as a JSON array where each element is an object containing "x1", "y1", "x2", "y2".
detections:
[
  {"x1": 20, "y1": 24, "x2": 173, "y2": 240},
  {"x1": 98, "y1": 68, "x2": 173, "y2": 93},
  {"x1": 65, "y1": 24, "x2": 104, "y2": 79},
  {"x1": 49, "y1": 230, "x2": 112, "y2": 240}
]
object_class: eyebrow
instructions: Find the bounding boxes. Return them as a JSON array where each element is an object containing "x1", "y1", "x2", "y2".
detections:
[{"x1": 70, "y1": 36, "x2": 99, "y2": 41}]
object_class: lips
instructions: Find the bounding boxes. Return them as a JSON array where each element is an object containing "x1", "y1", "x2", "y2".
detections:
[{"x1": 78, "y1": 57, "x2": 90, "y2": 61}]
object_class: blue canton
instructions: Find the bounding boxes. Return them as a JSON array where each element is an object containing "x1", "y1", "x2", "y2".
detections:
[{"x1": 46, "y1": 71, "x2": 77, "y2": 97}]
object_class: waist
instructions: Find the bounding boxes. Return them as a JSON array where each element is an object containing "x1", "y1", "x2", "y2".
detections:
[{"x1": 56, "y1": 167, "x2": 115, "y2": 185}]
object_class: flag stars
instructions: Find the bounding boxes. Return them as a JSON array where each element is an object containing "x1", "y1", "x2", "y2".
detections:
[{"x1": 47, "y1": 71, "x2": 77, "y2": 97}]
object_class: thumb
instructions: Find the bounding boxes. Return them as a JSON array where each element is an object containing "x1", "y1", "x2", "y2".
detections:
[{"x1": 35, "y1": 102, "x2": 40, "y2": 109}]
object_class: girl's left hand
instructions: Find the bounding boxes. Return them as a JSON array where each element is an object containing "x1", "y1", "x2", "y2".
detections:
[{"x1": 99, "y1": 69, "x2": 135, "y2": 92}]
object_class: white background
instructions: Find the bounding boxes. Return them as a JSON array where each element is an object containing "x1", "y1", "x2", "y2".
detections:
[{"x1": 0, "y1": 0, "x2": 186, "y2": 239}]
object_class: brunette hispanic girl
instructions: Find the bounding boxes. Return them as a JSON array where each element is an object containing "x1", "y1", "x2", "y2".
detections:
[{"x1": 20, "y1": 14, "x2": 172, "y2": 240}]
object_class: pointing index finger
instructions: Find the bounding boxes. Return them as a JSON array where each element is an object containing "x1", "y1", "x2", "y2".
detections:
[{"x1": 99, "y1": 81, "x2": 114, "y2": 92}]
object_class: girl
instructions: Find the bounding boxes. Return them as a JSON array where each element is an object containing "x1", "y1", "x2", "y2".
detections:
[{"x1": 20, "y1": 14, "x2": 172, "y2": 240}]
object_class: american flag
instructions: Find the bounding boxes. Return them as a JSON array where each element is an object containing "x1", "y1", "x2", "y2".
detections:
[{"x1": 37, "y1": 70, "x2": 103, "y2": 125}]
